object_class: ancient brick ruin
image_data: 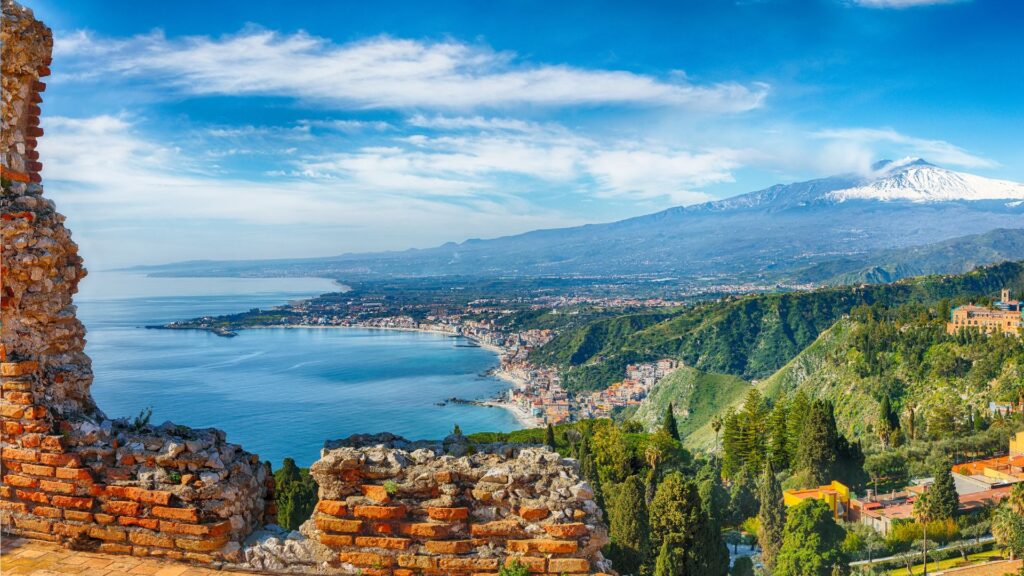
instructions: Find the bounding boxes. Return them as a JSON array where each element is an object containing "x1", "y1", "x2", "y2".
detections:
[{"x1": 0, "y1": 2, "x2": 612, "y2": 574}]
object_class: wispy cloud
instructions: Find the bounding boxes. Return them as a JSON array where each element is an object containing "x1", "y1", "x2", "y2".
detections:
[
  {"x1": 53, "y1": 29, "x2": 768, "y2": 112},
  {"x1": 814, "y1": 127, "x2": 997, "y2": 170}
]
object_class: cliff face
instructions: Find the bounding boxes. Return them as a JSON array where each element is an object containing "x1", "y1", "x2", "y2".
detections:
[{"x1": 0, "y1": 3, "x2": 612, "y2": 573}]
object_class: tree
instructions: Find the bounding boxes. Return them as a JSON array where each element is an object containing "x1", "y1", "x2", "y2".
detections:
[
  {"x1": 774, "y1": 499, "x2": 849, "y2": 576},
  {"x1": 606, "y1": 475, "x2": 649, "y2": 575},
  {"x1": 649, "y1": 472, "x2": 727, "y2": 575},
  {"x1": 795, "y1": 400, "x2": 841, "y2": 486},
  {"x1": 545, "y1": 423, "x2": 556, "y2": 449},
  {"x1": 698, "y1": 460, "x2": 731, "y2": 531},
  {"x1": 758, "y1": 461, "x2": 786, "y2": 573},
  {"x1": 731, "y1": 556, "x2": 754, "y2": 576},
  {"x1": 452, "y1": 423, "x2": 462, "y2": 436},
  {"x1": 864, "y1": 451, "x2": 908, "y2": 494},
  {"x1": 919, "y1": 459, "x2": 959, "y2": 521},
  {"x1": 876, "y1": 395, "x2": 900, "y2": 448},
  {"x1": 729, "y1": 471, "x2": 759, "y2": 527},
  {"x1": 275, "y1": 458, "x2": 318, "y2": 531},
  {"x1": 992, "y1": 484, "x2": 1024, "y2": 561},
  {"x1": 653, "y1": 536, "x2": 683, "y2": 576},
  {"x1": 664, "y1": 402, "x2": 681, "y2": 441}
]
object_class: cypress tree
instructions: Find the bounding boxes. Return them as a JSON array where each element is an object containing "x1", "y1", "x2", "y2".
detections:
[
  {"x1": 653, "y1": 538, "x2": 679, "y2": 576},
  {"x1": 786, "y1": 391, "x2": 811, "y2": 464},
  {"x1": 757, "y1": 461, "x2": 786, "y2": 573},
  {"x1": 796, "y1": 400, "x2": 840, "y2": 486},
  {"x1": 774, "y1": 500, "x2": 849, "y2": 576},
  {"x1": 926, "y1": 458, "x2": 959, "y2": 520},
  {"x1": 664, "y1": 403, "x2": 680, "y2": 441},
  {"x1": 607, "y1": 475, "x2": 650, "y2": 575},
  {"x1": 545, "y1": 423, "x2": 556, "y2": 449}
]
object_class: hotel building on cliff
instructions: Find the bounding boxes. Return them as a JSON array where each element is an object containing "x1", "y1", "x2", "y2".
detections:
[{"x1": 946, "y1": 288, "x2": 1022, "y2": 336}]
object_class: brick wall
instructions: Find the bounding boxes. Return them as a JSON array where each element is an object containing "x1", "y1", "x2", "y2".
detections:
[
  {"x1": 1, "y1": 0, "x2": 272, "y2": 563},
  {"x1": 305, "y1": 434, "x2": 612, "y2": 576}
]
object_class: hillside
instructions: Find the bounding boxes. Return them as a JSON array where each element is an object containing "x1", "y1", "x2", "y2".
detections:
[
  {"x1": 789, "y1": 227, "x2": 1024, "y2": 285},
  {"x1": 542, "y1": 260, "x2": 1024, "y2": 391},
  {"x1": 631, "y1": 366, "x2": 750, "y2": 441}
]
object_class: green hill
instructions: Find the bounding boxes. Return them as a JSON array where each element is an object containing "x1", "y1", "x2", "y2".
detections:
[
  {"x1": 537, "y1": 261, "x2": 1024, "y2": 391},
  {"x1": 631, "y1": 366, "x2": 750, "y2": 442}
]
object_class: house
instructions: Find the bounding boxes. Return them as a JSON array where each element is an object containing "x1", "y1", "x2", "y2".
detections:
[
  {"x1": 946, "y1": 288, "x2": 1022, "y2": 336},
  {"x1": 783, "y1": 481, "x2": 850, "y2": 521}
]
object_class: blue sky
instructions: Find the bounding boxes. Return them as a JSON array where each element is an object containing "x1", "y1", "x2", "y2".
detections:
[{"x1": 26, "y1": 0, "x2": 1024, "y2": 268}]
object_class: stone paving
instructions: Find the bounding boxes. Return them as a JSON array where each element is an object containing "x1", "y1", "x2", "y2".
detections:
[{"x1": 0, "y1": 537, "x2": 255, "y2": 576}]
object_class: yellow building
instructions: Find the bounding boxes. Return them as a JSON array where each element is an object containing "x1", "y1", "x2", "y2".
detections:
[
  {"x1": 1011, "y1": 431, "x2": 1024, "y2": 458},
  {"x1": 946, "y1": 289, "x2": 1022, "y2": 336},
  {"x1": 783, "y1": 481, "x2": 850, "y2": 521}
]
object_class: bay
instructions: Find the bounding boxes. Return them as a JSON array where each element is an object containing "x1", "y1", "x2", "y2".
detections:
[{"x1": 76, "y1": 273, "x2": 520, "y2": 467}]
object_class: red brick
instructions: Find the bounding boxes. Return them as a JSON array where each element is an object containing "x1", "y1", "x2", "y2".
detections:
[
  {"x1": 424, "y1": 539, "x2": 476, "y2": 554},
  {"x1": 360, "y1": 484, "x2": 392, "y2": 503},
  {"x1": 40, "y1": 436, "x2": 64, "y2": 452},
  {"x1": 21, "y1": 463, "x2": 55, "y2": 477},
  {"x1": 4, "y1": 474, "x2": 39, "y2": 488},
  {"x1": 55, "y1": 467, "x2": 92, "y2": 481},
  {"x1": 39, "y1": 453, "x2": 80, "y2": 467},
  {"x1": 2, "y1": 447, "x2": 39, "y2": 462},
  {"x1": 507, "y1": 539, "x2": 578, "y2": 554},
  {"x1": 32, "y1": 506, "x2": 63, "y2": 518},
  {"x1": 174, "y1": 535, "x2": 229, "y2": 552},
  {"x1": 0, "y1": 405, "x2": 25, "y2": 419},
  {"x1": 316, "y1": 500, "x2": 347, "y2": 517},
  {"x1": 0, "y1": 361, "x2": 38, "y2": 376},
  {"x1": 320, "y1": 534, "x2": 353, "y2": 548},
  {"x1": 5, "y1": 391, "x2": 33, "y2": 404},
  {"x1": 63, "y1": 510, "x2": 93, "y2": 522},
  {"x1": 354, "y1": 505, "x2": 407, "y2": 520},
  {"x1": 14, "y1": 517, "x2": 52, "y2": 533},
  {"x1": 542, "y1": 523, "x2": 588, "y2": 538},
  {"x1": 316, "y1": 517, "x2": 363, "y2": 534},
  {"x1": 119, "y1": 516, "x2": 159, "y2": 530},
  {"x1": 53, "y1": 523, "x2": 90, "y2": 538},
  {"x1": 398, "y1": 555, "x2": 438, "y2": 569},
  {"x1": 15, "y1": 489, "x2": 48, "y2": 504},
  {"x1": 0, "y1": 501, "x2": 29, "y2": 513},
  {"x1": 339, "y1": 551, "x2": 393, "y2": 567},
  {"x1": 400, "y1": 522, "x2": 451, "y2": 538},
  {"x1": 3, "y1": 422, "x2": 24, "y2": 435},
  {"x1": 94, "y1": 513, "x2": 116, "y2": 524},
  {"x1": 548, "y1": 558, "x2": 590, "y2": 573},
  {"x1": 50, "y1": 495, "x2": 93, "y2": 510},
  {"x1": 98, "y1": 542, "x2": 132, "y2": 555},
  {"x1": 354, "y1": 536, "x2": 412, "y2": 550},
  {"x1": 427, "y1": 506, "x2": 469, "y2": 521},
  {"x1": 102, "y1": 500, "x2": 142, "y2": 516},
  {"x1": 518, "y1": 506, "x2": 550, "y2": 521},
  {"x1": 438, "y1": 557, "x2": 499, "y2": 571},
  {"x1": 88, "y1": 526, "x2": 126, "y2": 541},
  {"x1": 39, "y1": 479, "x2": 75, "y2": 494},
  {"x1": 151, "y1": 506, "x2": 199, "y2": 522},
  {"x1": 129, "y1": 531, "x2": 175, "y2": 548},
  {"x1": 470, "y1": 520, "x2": 525, "y2": 538}
]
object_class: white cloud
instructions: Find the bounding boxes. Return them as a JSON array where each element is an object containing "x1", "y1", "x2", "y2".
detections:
[
  {"x1": 852, "y1": 0, "x2": 967, "y2": 8},
  {"x1": 584, "y1": 148, "x2": 735, "y2": 203},
  {"x1": 53, "y1": 29, "x2": 768, "y2": 112},
  {"x1": 813, "y1": 127, "x2": 996, "y2": 170}
]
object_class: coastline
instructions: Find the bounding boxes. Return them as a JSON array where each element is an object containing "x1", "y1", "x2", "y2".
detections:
[{"x1": 190, "y1": 323, "x2": 543, "y2": 429}]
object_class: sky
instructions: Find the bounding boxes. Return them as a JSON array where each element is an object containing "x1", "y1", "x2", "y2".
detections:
[{"x1": 24, "y1": 0, "x2": 1024, "y2": 269}]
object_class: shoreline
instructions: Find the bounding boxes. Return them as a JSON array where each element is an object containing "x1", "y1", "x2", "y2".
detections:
[{"x1": 166, "y1": 322, "x2": 543, "y2": 429}]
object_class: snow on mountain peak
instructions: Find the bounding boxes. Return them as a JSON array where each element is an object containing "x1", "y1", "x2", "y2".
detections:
[{"x1": 827, "y1": 161, "x2": 1024, "y2": 203}]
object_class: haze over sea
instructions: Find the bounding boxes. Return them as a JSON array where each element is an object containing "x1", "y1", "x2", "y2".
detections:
[{"x1": 75, "y1": 273, "x2": 520, "y2": 467}]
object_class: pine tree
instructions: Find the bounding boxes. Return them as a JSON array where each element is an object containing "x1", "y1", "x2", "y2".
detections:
[
  {"x1": 786, "y1": 391, "x2": 811, "y2": 464},
  {"x1": 653, "y1": 538, "x2": 679, "y2": 576},
  {"x1": 768, "y1": 400, "x2": 791, "y2": 471},
  {"x1": 796, "y1": 400, "x2": 840, "y2": 486},
  {"x1": 729, "y1": 471, "x2": 759, "y2": 526},
  {"x1": 545, "y1": 423, "x2": 556, "y2": 449},
  {"x1": 607, "y1": 475, "x2": 650, "y2": 575},
  {"x1": 664, "y1": 403, "x2": 680, "y2": 441},
  {"x1": 274, "y1": 458, "x2": 318, "y2": 531},
  {"x1": 757, "y1": 461, "x2": 786, "y2": 573},
  {"x1": 650, "y1": 472, "x2": 728, "y2": 575},
  {"x1": 925, "y1": 458, "x2": 959, "y2": 521}
]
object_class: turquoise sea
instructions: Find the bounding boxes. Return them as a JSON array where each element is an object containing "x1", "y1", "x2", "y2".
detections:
[{"x1": 75, "y1": 273, "x2": 520, "y2": 467}]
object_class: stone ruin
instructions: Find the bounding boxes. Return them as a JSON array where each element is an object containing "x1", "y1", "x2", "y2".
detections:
[{"x1": 0, "y1": 2, "x2": 613, "y2": 574}]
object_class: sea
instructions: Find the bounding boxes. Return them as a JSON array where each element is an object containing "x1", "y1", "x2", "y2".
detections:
[{"x1": 75, "y1": 272, "x2": 520, "y2": 468}]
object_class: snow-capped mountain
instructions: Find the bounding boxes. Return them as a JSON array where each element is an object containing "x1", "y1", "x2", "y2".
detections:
[
  {"x1": 827, "y1": 158, "x2": 1024, "y2": 203},
  {"x1": 140, "y1": 160, "x2": 1024, "y2": 282}
]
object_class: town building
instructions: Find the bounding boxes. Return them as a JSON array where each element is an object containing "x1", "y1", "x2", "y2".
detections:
[
  {"x1": 946, "y1": 288, "x2": 1022, "y2": 336},
  {"x1": 783, "y1": 481, "x2": 851, "y2": 521}
]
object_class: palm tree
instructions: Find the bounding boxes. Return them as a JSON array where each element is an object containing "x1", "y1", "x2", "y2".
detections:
[{"x1": 711, "y1": 415, "x2": 724, "y2": 451}]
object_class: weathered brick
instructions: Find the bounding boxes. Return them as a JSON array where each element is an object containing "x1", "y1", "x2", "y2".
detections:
[
  {"x1": 151, "y1": 506, "x2": 199, "y2": 522},
  {"x1": 39, "y1": 453, "x2": 80, "y2": 467},
  {"x1": 119, "y1": 516, "x2": 159, "y2": 530},
  {"x1": 102, "y1": 500, "x2": 142, "y2": 516},
  {"x1": 504, "y1": 556, "x2": 546, "y2": 573},
  {"x1": 32, "y1": 505, "x2": 62, "y2": 518},
  {"x1": 439, "y1": 557, "x2": 499, "y2": 571},
  {"x1": 398, "y1": 554, "x2": 438, "y2": 569},
  {"x1": 542, "y1": 523, "x2": 588, "y2": 538},
  {"x1": 424, "y1": 539, "x2": 476, "y2": 554},
  {"x1": 400, "y1": 522, "x2": 451, "y2": 538},
  {"x1": 470, "y1": 520, "x2": 525, "y2": 538},
  {"x1": 20, "y1": 433, "x2": 42, "y2": 448},
  {"x1": 0, "y1": 501, "x2": 29, "y2": 513},
  {"x1": 354, "y1": 504, "x2": 407, "y2": 520},
  {"x1": 507, "y1": 539, "x2": 578, "y2": 554},
  {"x1": 0, "y1": 405, "x2": 26, "y2": 419},
  {"x1": 88, "y1": 525, "x2": 126, "y2": 541},
  {"x1": 3, "y1": 421, "x2": 24, "y2": 435},
  {"x1": 50, "y1": 495, "x2": 93, "y2": 510},
  {"x1": 320, "y1": 534, "x2": 353, "y2": 548},
  {"x1": 517, "y1": 506, "x2": 550, "y2": 521},
  {"x1": 547, "y1": 558, "x2": 590, "y2": 573},
  {"x1": 21, "y1": 463, "x2": 55, "y2": 477},
  {"x1": 52, "y1": 523, "x2": 90, "y2": 538},
  {"x1": 316, "y1": 499, "x2": 347, "y2": 517},
  {"x1": 15, "y1": 489, "x2": 48, "y2": 504},
  {"x1": 5, "y1": 391, "x2": 33, "y2": 404},
  {"x1": 13, "y1": 516, "x2": 51, "y2": 533},
  {"x1": 1, "y1": 361, "x2": 38, "y2": 376},
  {"x1": 316, "y1": 517, "x2": 363, "y2": 534},
  {"x1": 427, "y1": 506, "x2": 469, "y2": 521},
  {"x1": 94, "y1": 513, "x2": 116, "y2": 524},
  {"x1": 54, "y1": 467, "x2": 92, "y2": 481},
  {"x1": 39, "y1": 479, "x2": 75, "y2": 494},
  {"x1": 63, "y1": 510, "x2": 93, "y2": 522},
  {"x1": 339, "y1": 551, "x2": 393, "y2": 567},
  {"x1": 2, "y1": 447, "x2": 39, "y2": 462},
  {"x1": 354, "y1": 536, "x2": 412, "y2": 550},
  {"x1": 4, "y1": 474, "x2": 39, "y2": 488},
  {"x1": 129, "y1": 531, "x2": 175, "y2": 548},
  {"x1": 174, "y1": 535, "x2": 229, "y2": 552},
  {"x1": 40, "y1": 436, "x2": 64, "y2": 452},
  {"x1": 360, "y1": 484, "x2": 392, "y2": 503}
]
